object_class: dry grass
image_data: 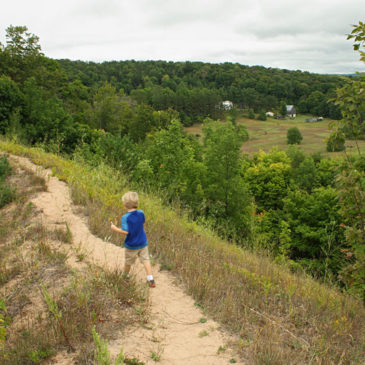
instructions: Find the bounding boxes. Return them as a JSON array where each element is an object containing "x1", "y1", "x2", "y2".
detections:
[
  {"x1": 1, "y1": 140, "x2": 364, "y2": 364},
  {"x1": 0, "y1": 154, "x2": 149, "y2": 364}
]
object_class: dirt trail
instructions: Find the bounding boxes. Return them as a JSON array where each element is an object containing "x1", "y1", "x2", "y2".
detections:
[{"x1": 10, "y1": 155, "x2": 245, "y2": 365}]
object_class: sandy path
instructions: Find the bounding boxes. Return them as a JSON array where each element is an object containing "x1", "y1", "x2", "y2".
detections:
[{"x1": 10, "y1": 155, "x2": 244, "y2": 365}]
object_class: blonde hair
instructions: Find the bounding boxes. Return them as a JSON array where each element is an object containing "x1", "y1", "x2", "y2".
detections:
[{"x1": 122, "y1": 191, "x2": 139, "y2": 209}]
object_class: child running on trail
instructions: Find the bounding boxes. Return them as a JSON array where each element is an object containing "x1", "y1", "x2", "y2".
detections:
[{"x1": 110, "y1": 191, "x2": 155, "y2": 287}]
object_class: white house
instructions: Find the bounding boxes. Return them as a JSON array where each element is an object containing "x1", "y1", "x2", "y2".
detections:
[
  {"x1": 221, "y1": 100, "x2": 233, "y2": 110},
  {"x1": 286, "y1": 105, "x2": 296, "y2": 117},
  {"x1": 265, "y1": 111, "x2": 274, "y2": 117}
]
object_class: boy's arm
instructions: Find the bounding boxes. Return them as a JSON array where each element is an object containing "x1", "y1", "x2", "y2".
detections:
[{"x1": 110, "y1": 223, "x2": 128, "y2": 235}]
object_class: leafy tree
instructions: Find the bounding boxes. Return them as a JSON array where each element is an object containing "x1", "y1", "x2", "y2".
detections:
[
  {"x1": 244, "y1": 149, "x2": 292, "y2": 212},
  {"x1": 280, "y1": 102, "x2": 287, "y2": 116},
  {"x1": 128, "y1": 103, "x2": 155, "y2": 142},
  {"x1": 306, "y1": 91, "x2": 328, "y2": 116},
  {"x1": 92, "y1": 82, "x2": 125, "y2": 134},
  {"x1": 326, "y1": 130, "x2": 346, "y2": 152},
  {"x1": 140, "y1": 120, "x2": 205, "y2": 211},
  {"x1": 0, "y1": 75, "x2": 23, "y2": 134},
  {"x1": 333, "y1": 21, "x2": 365, "y2": 301},
  {"x1": 283, "y1": 187, "x2": 345, "y2": 278},
  {"x1": 293, "y1": 157, "x2": 318, "y2": 192},
  {"x1": 0, "y1": 25, "x2": 65, "y2": 92},
  {"x1": 61, "y1": 79, "x2": 91, "y2": 124},
  {"x1": 203, "y1": 120, "x2": 252, "y2": 239},
  {"x1": 257, "y1": 111, "x2": 267, "y2": 121},
  {"x1": 22, "y1": 77, "x2": 71, "y2": 144},
  {"x1": 287, "y1": 127, "x2": 303, "y2": 145}
]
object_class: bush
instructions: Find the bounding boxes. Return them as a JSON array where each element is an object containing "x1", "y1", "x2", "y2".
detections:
[
  {"x1": 326, "y1": 131, "x2": 345, "y2": 152},
  {"x1": 287, "y1": 127, "x2": 303, "y2": 145},
  {"x1": 0, "y1": 155, "x2": 12, "y2": 180},
  {"x1": 0, "y1": 183, "x2": 15, "y2": 208},
  {"x1": 257, "y1": 111, "x2": 267, "y2": 121},
  {"x1": 0, "y1": 155, "x2": 15, "y2": 208}
]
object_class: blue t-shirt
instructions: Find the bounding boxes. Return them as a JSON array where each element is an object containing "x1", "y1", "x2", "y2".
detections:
[{"x1": 121, "y1": 210, "x2": 148, "y2": 250}]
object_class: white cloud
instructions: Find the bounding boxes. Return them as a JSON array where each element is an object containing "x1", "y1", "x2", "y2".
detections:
[{"x1": 1, "y1": 0, "x2": 365, "y2": 74}]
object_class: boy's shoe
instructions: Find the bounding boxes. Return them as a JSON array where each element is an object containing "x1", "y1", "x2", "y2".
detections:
[{"x1": 147, "y1": 279, "x2": 156, "y2": 288}]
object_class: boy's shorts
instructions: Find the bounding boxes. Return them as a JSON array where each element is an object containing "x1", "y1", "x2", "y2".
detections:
[{"x1": 125, "y1": 246, "x2": 150, "y2": 265}]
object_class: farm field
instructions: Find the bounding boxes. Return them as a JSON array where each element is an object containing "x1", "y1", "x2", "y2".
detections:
[{"x1": 185, "y1": 114, "x2": 365, "y2": 157}]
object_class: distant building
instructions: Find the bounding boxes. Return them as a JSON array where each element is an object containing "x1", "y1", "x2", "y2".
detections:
[
  {"x1": 286, "y1": 105, "x2": 296, "y2": 117},
  {"x1": 221, "y1": 100, "x2": 233, "y2": 110},
  {"x1": 265, "y1": 111, "x2": 274, "y2": 117}
]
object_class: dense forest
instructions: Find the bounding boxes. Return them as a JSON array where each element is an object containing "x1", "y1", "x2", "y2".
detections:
[{"x1": 0, "y1": 24, "x2": 364, "y2": 301}]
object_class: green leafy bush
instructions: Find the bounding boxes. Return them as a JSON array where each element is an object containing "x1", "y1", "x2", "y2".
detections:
[{"x1": 286, "y1": 127, "x2": 303, "y2": 145}]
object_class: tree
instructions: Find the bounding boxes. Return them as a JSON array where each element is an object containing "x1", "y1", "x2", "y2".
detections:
[
  {"x1": 0, "y1": 25, "x2": 43, "y2": 84},
  {"x1": 140, "y1": 120, "x2": 206, "y2": 211},
  {"x1": 22, "y1": 77, "x2": 71, "y2": 144},
  {"x1": 280, "y1": 101, "x2": 287, "y2": 117},
  {"x1": 333, "y1": 21, "x2": 365, "y2": 301},
  {"x1": 92, "y1": 82, "x2": 121, "y2": 132},
  {"x1": 326, "y1": 130, "x2": 346, "y2": 152},
  {"x1": 283, "y1": 187, "x2": 345, "y2": 278},
  {"x1": 203, "y1": 120, "x2": 252, "y2": 239},
  {"x1": 287, "y1": 127, "x2": 303, "y2": 145},
  {"x1": 0, "y1": 75, "x2": 23, "y2": 134}
]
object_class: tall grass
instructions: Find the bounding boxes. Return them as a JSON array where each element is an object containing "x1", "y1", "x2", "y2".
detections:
[{"x1": 1, "y1": 140, "x2": 364, "y2": 364}]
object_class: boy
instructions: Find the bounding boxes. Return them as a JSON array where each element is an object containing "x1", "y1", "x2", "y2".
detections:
[{"x1": 110, "y1": 191, "x2": 155, "y2": 287}]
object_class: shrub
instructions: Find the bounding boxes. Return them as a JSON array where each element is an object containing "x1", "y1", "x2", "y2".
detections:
[
  {"x1": 326, "y1": 131, "x2": 346, "y2": 152},
  {"x1": 287, "y1": 127, "x2": 303, "y2": 145},
  {"x1": 0, "y1": 155, "x2": 12, "y2": 180},
  {"x1": 0, "y1": 183, "x2": 16, "y2": 208},
  {"x1": 257, "y1": 111, "x2": 267, "y2": 121}
]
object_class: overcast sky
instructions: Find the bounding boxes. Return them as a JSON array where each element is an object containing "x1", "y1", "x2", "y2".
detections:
[{"x1": 1, "y1": 0, "x2": 365, "y2": 74}]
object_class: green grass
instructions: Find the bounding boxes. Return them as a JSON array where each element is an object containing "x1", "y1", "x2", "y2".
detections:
[
  {"x1": 185, "y1": 114, "x2": 365, "y2": 157},
  {"x1": 1, "y1": 140, "x2": 364, "y2": 364}
]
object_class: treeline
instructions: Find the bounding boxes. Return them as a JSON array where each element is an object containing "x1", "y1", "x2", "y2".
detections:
[
  {"x1": 58, "y1": 58, "x2": 344, "y2": 124},
  {"x1": 0, "y1": 25, "x2": 364, "y2": 301}
]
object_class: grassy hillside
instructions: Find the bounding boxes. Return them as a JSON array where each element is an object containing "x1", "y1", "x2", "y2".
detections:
[
  {"x1": 0, "y1": 152, "x2": 148, "y2": 364},
  {"x1": 1, "y1": 140, "x2": 364, "y2": 364},
  {"x1": 186, "y1": 114, "x2": 365, "y2": 157}
]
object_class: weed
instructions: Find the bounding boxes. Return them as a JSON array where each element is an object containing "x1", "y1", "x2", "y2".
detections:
[
  {"x1": 217, "y1": 344, "x2": 227, "y2": 354},
  {"x1": 150, "y1": 346, "x2": 163, "y2": 362},
  {"x1": 53, "y1": 223, "x2": 73, "y2": 244},
  {"x1": 28, "y1": 347, "x2": 55, "y2": 363},
  {"x1": 199, "y1": 330, "x2": 209, "y2": 337},
  {"x1": 124, "y1": 358, "x2": 145, "y2": 365},
  {"x1": 42, "y1": 285, "x2": 75, "y2": 352},
  {"x1": 0, "y1": 299, "x2": 9, "y2": 349},
  {"x1": 37, "y1": 241, "x2": 67, "y2": 263},
  {"x1": 199, "y1": 317, "x2": 207, "y2": 323}
]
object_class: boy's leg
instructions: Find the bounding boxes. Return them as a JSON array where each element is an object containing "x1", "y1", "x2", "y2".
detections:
[
  {"x1": 143, "y1": 261, "x2": 153, "y2": 276},
  {"x1": 139, "y1": 247, "x2": 155, "y2": 287},
  {"x1": 124, "y1": 249, "x2": 137, "y2": 276},
  {"x1": 124, "y1": 264, "x2": 131, "y2": 274}
]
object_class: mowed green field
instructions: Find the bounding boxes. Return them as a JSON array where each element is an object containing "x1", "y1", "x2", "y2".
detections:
[{"x1": 185, "y1": 114, "x2": 365, "y2": 157}]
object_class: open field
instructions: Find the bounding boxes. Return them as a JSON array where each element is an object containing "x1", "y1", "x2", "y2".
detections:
[{"x1": 185, "y1": 115, "x2": 365, "y2": 157}]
